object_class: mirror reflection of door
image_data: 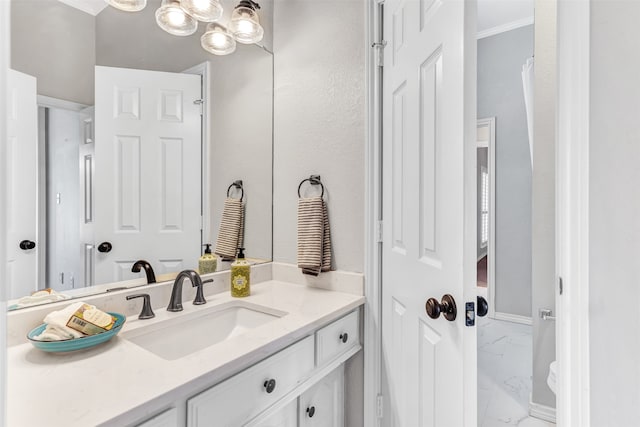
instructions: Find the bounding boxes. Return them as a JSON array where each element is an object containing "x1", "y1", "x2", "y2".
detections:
[
  {"x1": 476, "y1": 118, "x2": 494, "y2": 296},
  {"x1": 94, "y1": 66, "x2": 202, "y2": 285}
]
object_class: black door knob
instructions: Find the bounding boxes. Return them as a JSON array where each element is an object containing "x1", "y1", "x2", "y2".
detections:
[
  {"x1": 97, "y1": 242, "x2": 112, "y2": 253},
  {"x1": 263, "y1": 379, "x2": 276, "y2": 393},
  {"x1": 19, "y1": 240, "x2": 36, "y2": 250},
  {"x1": 477, "y1": 296, "x2": 489, "y2": 317},
  {"x1": 425, "y1": 294, "x2": 457, "y2": 321},
  {"x1": 306, "y1": 406, "x2": 316, "y2": 418},
  {"x1": 339, "y1": 333, "x2": 349, "y2": 343}
]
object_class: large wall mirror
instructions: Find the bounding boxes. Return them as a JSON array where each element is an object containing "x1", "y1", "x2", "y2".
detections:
[{"x1": 7, "y1": 0, "x2": 273, "y2": 309}]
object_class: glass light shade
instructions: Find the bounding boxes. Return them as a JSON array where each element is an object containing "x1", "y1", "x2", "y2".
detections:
[
  {"x1": 180, "y1": 0, "x2": 223, "y2": 22},
  {"x1": 156, "y1": 0, "x2": 198, "y2": 36},
  {"x1": 106, "y1": 0, "x2": 147, "y2": 12},
  {"x1": 201, "y1": 23, "x2": 236, "y2": 55},
  {"x1": 229, "y1": 5, "x2": 264, "y2": 44}
]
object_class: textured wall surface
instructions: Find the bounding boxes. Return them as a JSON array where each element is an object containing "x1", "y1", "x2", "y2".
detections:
[
  {"x1": 531, "y1": 0, "x2": 557, "y2": 410},
  {"x1": 590, "y1": 1, "x2": 640, "y2": 424},
  {"x1": 477, "y1": 25, "x2": 534, "y2": 318},
  {"x1": 273, "y1": 0, "x2": 366, "y2": 273},
  {"x1": 11, "y1": 0, "x2": 96, "y2": 105}
]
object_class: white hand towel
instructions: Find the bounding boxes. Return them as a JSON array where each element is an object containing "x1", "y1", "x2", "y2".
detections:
[
  {"x1": 33, "y1": 302, "x2": 88, "y2": 341},
  {"x1": 297, "y1": 196, "x2": 332, "y2": 276}
]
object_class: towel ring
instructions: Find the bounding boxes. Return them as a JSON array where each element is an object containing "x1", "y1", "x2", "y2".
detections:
[
  {"x1": 227, "y1": 180, "x2": 244, "y2": 201},
  {"x1": 298, "y1": 175, "x2": 324, "y2": 199}
]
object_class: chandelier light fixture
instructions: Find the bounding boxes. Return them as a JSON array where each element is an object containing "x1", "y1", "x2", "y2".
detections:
[{"x1": 105, "y1": 0, "x2": 264, "y2": 56}]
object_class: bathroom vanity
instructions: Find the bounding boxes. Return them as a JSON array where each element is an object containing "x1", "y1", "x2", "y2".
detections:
[{"x1": 6, "y1": 263, "x2": 365, "y2": 427}]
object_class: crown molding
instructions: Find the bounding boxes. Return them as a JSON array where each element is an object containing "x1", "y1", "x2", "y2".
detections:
[
  {"x1": 477, "y1": 16, "x2": 534, "y2": 40},
  {"x1": 57, "y1": 0, "x2": 109, "y2": 16}
]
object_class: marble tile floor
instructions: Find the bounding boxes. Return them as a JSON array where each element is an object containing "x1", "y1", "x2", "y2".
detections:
[{"x1": 477, "y1": 315, "x2": 556, "y2": 427}]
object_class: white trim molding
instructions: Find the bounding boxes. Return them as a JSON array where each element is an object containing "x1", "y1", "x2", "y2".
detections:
[
  {"x1": 556, "y1": 0, "x2": 591, "y2": 426},
  {"x1": 477, "y1": 16, "x2": 534, "y2": 40},
  {"x1": 364, "y1": 0, "x2": 383, "y2": 426},
  {"x1": 476, "y1": 117, "x2": 496, "y2": 319},
  {"x1": 57, "y1": 0, "x2": 108, "y2": 16},
  {"x1": 182, "y1": 62, "x2": 212, "y2": 251},
  {"x1": 1, "y1": 2, "x2": 10, "y2": 426},
  {"x1": 529, "y1": 397, "x2": 557, "y2": 423},
  {"x1": 494, "y1": 311, "x2": 533, "y2": 326}
]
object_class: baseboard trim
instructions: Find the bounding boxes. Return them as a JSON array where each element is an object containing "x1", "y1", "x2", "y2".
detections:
[
  {"x1": 493, "y1": 311, "x2": 533, "y2": 325},
  {"x1": 529, "y1": 397, "x2": 557, "y2": 423}
]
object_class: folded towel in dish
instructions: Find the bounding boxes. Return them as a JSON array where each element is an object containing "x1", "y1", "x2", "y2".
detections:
[
  {"x1": 215, "y1": 197, "x2": 245, "y2": 261},
  {"x1": 297, "y1": 196, "x2": 332, "y2": 276},
  {"x1": 34, "y1": 302, "x2": 87, "y2": 341},
  {"x1": 10, "y1": 289, "x2": 70, "y2": 310}
]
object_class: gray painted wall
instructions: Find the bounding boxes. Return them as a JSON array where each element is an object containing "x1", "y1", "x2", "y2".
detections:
[
  {"x1": 273, "y1": 0, "x2": 365, "y2": 273},
  {"x1": 272, "y1": 2, "x2": 365, "y2": 426},
  {"x1": 10, "y1": 0, "x2": 95, "y2": 105},
  {"x1": 590, "y1": 2, "x2": 640, "y2": 424},
  {"x1": 477, "y1": 25, "x2": 533, "y2": 318},
  {"x1": 531, "y1": 0, "x2": 556, "y2": 410}
]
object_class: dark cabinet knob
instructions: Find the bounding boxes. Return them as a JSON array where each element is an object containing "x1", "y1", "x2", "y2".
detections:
[
  {"x1": 19, "y1": 240, "x2": 36, "y2": 250},
  {"x1": 425, "y1": 294, "x2": 457, "y2": 321},
  {"x1": 477, "y1": 296, "x2": 489, "y2": 317},
  {"x1": 98, "y1": 242, "x2": 112, "y2": 253},
  {"x1": 306, "y1": 406, "x2": 316, "y2": 418},
  {"x1": 263, "y1": 378, "x2": 276, "y2": 393},
  {"x1": 339, "y1": 333, "x2": 349, "y2": 343}
]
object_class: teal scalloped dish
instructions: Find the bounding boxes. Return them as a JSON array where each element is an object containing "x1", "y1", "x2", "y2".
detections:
[{"x1": 27, "y1": 312, "x2": 126, "y2": 353}]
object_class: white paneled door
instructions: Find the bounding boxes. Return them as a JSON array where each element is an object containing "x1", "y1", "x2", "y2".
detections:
[
  {"x1": 6, "y1": 69, "x2": 38, "y2": 300},
  {"x1": 94, "y1": 66, "x2": 201, "y2": 285},
  {"x1": 381, "y1": 1, "x2": 477, "y2": 426}
]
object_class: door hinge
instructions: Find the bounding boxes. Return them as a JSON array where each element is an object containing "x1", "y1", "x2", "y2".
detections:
[
  {"x1": 559, "y1": 276, "x2": 563, "y2": 295},
  {"x1": 194, "y1": 99, "x2": 204, "y2": 115},
  {"x1": 376, "y1": 394, "x2": 384, "y2": 418},
  {"x1": 372, "y1": 40, "x2": 386, "y2": 67},
  {"x1": 376, "y1": 220, "x2": 383, "y2": 243}
]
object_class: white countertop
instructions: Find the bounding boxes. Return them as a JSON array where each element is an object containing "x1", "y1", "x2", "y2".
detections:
[{"x1": 7, "y1": 280, "x2": 365, "y2": 427}]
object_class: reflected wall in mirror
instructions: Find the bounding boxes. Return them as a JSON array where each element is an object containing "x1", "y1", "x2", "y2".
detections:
[{"x1": 7, "y1": 0, "x2": 273, "y2": 308}]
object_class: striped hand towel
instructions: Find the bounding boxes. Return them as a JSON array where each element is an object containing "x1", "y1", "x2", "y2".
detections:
[
  {"x1": 215, "y1": 197, "x2": 245, "y2": 261},
  {"x1": 297, "y1": 196, "x2": 332, "y2": 276}
]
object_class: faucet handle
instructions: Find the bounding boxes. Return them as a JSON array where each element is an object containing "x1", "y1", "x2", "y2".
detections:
[
  {"x1": 126, "y1": 293, "x2": 156, "y2": 319},
  {"x1": 193, "y1": 279, "x2": 214, "y2": 306}
]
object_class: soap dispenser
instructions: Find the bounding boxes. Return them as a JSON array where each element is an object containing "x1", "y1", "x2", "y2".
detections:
[
  {"x1": 230, "y1": 248, "x2": 250, "y2": 298},
  {"x1": 199, "y1": 244, "x2": 217, "y2": 275}
]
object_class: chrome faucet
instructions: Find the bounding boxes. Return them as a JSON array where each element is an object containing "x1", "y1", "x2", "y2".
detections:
[
  {"x1": 167, "y1": 269, "x2": 212, "y2": 312},
  {"x1": 131, "y1": 260, "x2": 156, "y2": 284}
]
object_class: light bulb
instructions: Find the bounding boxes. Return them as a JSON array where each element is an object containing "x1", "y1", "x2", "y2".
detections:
[
  {"x1": 107, "y1": 0, "x2": 147, "y2": 12},
  {"x1": 180, "y1": 0, "x2": 223, "y2": 22},
  {"x1": 201, "y1": 23, "x2": 236, "y2": 55},
  {"x1": 156, "y1": 0, "x2": 198, "y2": 36},
  {"x1": 229, "y1": 1, "x2": 263, "y2": 44}
]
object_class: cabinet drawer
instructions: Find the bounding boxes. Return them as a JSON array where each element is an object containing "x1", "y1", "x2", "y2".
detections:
[
  {"x1": 187, "y1": 336, "x2": 314, "y2": 427},
  {"x1": 315, "y1": 310, "x2": 359, "y2": 367}
]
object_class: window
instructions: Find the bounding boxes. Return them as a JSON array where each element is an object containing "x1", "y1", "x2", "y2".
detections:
[{"x1": 480, "y1": 166, "x2": 489, "y2": 248}]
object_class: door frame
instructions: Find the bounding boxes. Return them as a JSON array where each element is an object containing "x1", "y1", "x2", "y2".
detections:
[
  {"x1": 1, "y1": 1, "x2": 9, "y2": 426},
  {"x1": 476, "y1": 117, "x2": 496, "y2": 319},
  {"x1": 182, "y1": 62, "x2": 212, "y2": 250},
  {"x1": 556, "y1": 0, "x2": 591, "y2": 424},
  {"x1": 363, "y1": 1, "x2": 383, "y2": 426},
  {"x1": 364, "y1": 0, "x2": 592, "y2": 425}
]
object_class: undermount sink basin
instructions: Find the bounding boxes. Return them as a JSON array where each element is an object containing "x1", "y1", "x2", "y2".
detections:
[{"x1": 123, "y1": 301, "x2": 286, "y2": 360}]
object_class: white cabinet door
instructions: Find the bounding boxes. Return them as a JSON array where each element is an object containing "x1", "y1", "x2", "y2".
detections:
[
  {"x1": 94, "y1": 66, "x2": 201, "y2": 285},
  {"x1": 299, "y1": 366, "x2": 344, "y2": 427},
  {"x1": 135, "y1": 407, "x2": 178, "y2": 427},
  {"x1": 381, "y1": 0, "x2": 477, "y2": 425},
  {"x1": 6, "y1": 69, "x2": 38, "y2": 299},
  {"x1": 251, "y1": 400, "x2": 297, "y2": 427}
]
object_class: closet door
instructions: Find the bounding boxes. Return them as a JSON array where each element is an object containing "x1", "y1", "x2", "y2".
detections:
[{"x1": 299, "y1": 366, "x2": 344, "y2": 427}]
